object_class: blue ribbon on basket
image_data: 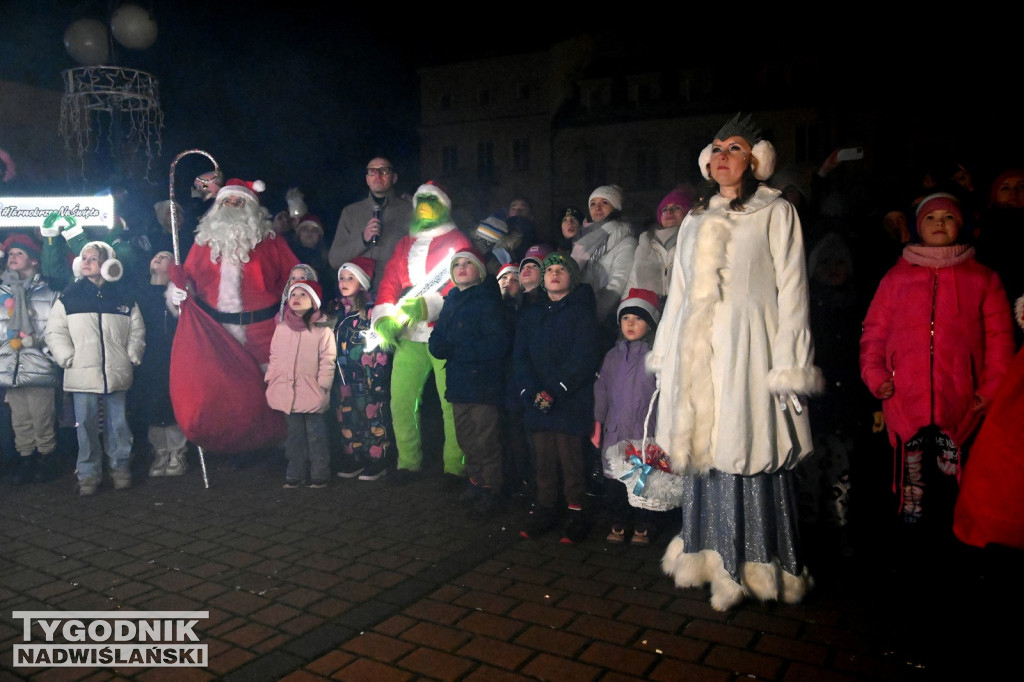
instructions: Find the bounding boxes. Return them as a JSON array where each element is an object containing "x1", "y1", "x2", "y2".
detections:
[{"x1": 620, "y1": 454, "x2": 653, "y2": 496}]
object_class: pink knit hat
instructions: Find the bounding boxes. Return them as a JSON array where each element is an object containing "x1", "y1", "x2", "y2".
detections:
[{"x1": 915, "y1": 192, "x2": 962, "y2": 234}]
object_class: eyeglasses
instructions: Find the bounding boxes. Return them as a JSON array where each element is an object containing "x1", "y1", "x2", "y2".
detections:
[
  {"x1": 660, "y1": 205, "x2": 684, "y2": 214},
  {"x1": 366, "y1": 167, "x2": 393, "y2": 177}
]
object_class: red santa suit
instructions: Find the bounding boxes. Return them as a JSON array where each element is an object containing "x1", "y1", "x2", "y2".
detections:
[
  {"x1": 181, "y1": 236, "x2": 298, "y2": 366},
  {"x1": 371, "y1": 223, "x2": 471, "y2": 340},
  {"x1": 167, "y1": 178, "x2": 299, "y2": 454}
]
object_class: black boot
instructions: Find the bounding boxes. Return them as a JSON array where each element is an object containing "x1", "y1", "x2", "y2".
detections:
[
  {"x1": 33, "y1": 453, "x2": 55, "y2": 483},
  {"x1": 10, "y1": 455, "x2": 37, "y2": 486}
]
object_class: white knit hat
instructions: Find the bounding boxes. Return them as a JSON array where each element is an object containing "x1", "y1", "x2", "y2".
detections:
[{"x1": 589, "y1": 185, "x2": 623, "y2": 211}]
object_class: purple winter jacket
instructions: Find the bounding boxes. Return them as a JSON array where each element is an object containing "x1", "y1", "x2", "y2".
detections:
[{"x1": 594, "y1": 338, "x2": 658, "y2": 454}]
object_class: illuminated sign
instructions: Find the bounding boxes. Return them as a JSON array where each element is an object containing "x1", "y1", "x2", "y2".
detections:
[{"x1": 0, "y1": 195, "x2": 115, "y2": 229}]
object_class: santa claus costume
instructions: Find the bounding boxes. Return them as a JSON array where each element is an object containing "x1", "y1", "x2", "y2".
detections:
[
  {"x1": 167, "y1": 178, "x2": 298, "y2": 454},
  {"x1": 176, "y1": 178, "x2": 299, "y2": 367}
]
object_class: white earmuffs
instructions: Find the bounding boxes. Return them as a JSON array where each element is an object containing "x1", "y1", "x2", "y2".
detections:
[{"x1": 698, "y1": 139, "x2": 777, "y2": 182}]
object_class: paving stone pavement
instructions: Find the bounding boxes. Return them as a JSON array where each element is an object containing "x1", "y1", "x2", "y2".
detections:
[{"x1": 0, "y1": 448, "x2": 1018, "y2": 681}]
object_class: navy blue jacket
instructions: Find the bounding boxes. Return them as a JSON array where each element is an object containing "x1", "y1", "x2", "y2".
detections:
[
  {"x1": 429, "y1": 277, "x2": 512, "y2": 405},
  {"x1": 512, "y1": 283, "x2": 602, "y2": 437}
]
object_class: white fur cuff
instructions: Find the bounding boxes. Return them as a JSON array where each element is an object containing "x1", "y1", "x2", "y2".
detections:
[
  {"x1": 767, "y1": 366, "x2": 825, "y2": 396},
  {"x1": 645, "y1": 350, "x2": 662, "y2": 376}
]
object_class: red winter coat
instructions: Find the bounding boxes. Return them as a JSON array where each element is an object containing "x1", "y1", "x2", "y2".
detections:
[{"x1": 860, "y1": 244, "x2": 1015, "y2": 451}]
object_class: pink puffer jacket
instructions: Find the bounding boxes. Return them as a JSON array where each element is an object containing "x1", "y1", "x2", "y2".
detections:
[
  {"x1": 265, "y1": 316, "x2": 337, "y2": 414},
  {"x1": 860, "y1": 245, "x2": 1015, "y2": 449}
]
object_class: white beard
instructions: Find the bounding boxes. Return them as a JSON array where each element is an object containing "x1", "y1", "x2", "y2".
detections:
[{"x1": 195, "y1": 203, "x2": 275, "y2": 264}]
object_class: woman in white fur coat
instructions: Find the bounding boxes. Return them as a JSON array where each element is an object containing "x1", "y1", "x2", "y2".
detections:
[{"x1": 648, "y1": 113, "x2": 824, "y2": 611}]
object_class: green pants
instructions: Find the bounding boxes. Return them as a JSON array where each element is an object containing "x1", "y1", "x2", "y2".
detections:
[{"x1": 390, "y1": 339, "x2": 464, "y2": 475}]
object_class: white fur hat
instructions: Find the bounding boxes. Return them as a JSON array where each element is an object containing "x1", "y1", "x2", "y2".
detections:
[{"x1": 72, "y1": 241, "x2": 123, "y2": 282}]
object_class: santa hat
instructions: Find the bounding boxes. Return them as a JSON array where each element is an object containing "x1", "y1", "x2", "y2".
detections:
[
  {"x1": 217, "y1": 178, "x2": 266, "y2": 205},
  {"x1": 72, "y1": 241, "x2": 122, "y2": 282},
  {"x1": 415, "y1": 181, "x2": 451, "y2": 211},
  {"x1": 339, "y1": 257, "x2": 375, "y2": 291},
  {"x1": 698, "y1": 112, "x2": 777, "y2": 182},
  {"x1": 520, "y1": 243, "x2": 553, "y2": 270},
  {"x1": 915, "y1": 192, "x2": 962, "y2": 233},
  {"x1": 296, "y1": 214, "x2": 324, "y2": 234},
  {"x1": 450, "y1": 246, "x2": 486, "y2": 281},
  {"x1": 589, "y1": 185, "x2": 623, "y2": 212},
  {"x1": 289, "y1": 279, "x2": 323, "y2": 310},
  {"x1": 617, "y1": 288, "x2": 662, "y2": 329},
  {"x1": 1, "y1": 233, "x2": 41, "y2": 262},
  {"x1": 497, "y1": 262, "x2": 519, "y2": 280},
  {"x1": 475, "y1": 215, "x2": 508, "y2": 243}
]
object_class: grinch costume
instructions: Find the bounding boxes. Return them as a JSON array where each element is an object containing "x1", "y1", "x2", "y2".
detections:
[{"x1": 371, "y1": 183, "x2": 471, "y2": 477}]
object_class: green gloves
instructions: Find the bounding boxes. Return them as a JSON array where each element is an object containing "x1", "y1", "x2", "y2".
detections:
[
  {"x1": 374, "y1": 297, "x2": 428, "y2": 351},
  {"x1": 373, "y1": 316, "x2": 403, "y2": 351},
  {"x1": 400, "y1": 296, "x2": 428, "y2": 324}
]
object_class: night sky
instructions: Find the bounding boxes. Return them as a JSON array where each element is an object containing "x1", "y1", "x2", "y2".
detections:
[
  {"x1": 1, "y1": 2, "x2": 1016, "y2": 233},
  {"x1": 3, "y1": 0, "x2": 580, "y2": 229}
]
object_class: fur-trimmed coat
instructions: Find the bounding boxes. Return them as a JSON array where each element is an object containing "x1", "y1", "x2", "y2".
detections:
[
  {"x1": 649, "y1": 186, "x2": 822, "y2": 475},
  {"x1": 626, "y1": 227, "x2": 678, "y2": 299}
]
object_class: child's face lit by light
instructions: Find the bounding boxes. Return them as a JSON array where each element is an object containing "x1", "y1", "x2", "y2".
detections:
[
  {"x1": 338, "y1": 270, "x2": 363, "y2": 298},
  {"x1": 288, "y1": 288, "x2": 314, "y2": 311},
  {"x1": 620, "y1": 313, "x2": 650, "y2": 341}
]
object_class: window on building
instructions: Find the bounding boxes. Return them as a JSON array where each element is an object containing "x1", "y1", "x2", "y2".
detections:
[
  {"x1": 513, "y1": 139, "x2": 530, "y2": 172},
  {"x1": 585, "y1": 149, "x2": 607, "y2": 190},
  {"x1": 442, "y1": 145, "x2": 458, "y2": 174},
  {"x1": 477, "y1": 141, "x2": 494, "y2": 180},
  {"x1": 627, "y1": 75, "x2": 660, "y2": 106},
  {"x1": 581, "y1": 80, "x2": 612, "y2": 112},
  {"x1": 634, "y1": 147, "x2": 660, "y2": 189},
  {"x1": 794, "y1": 123, "x2": 820, "y2": 164}
]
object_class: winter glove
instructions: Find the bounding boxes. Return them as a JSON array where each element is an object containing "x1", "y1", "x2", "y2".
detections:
[
  {"x1": 165, "y1": 283, "x2": 187, "y2": 317},
  {"x1": 167, "y1": 283, "x2": 188, "y2": 305},
  {"x1": 40, "y1": 212, "x2": 69, "y2": 238},
  {"x1": 533, "y1": 390, "x2": 554, "y2": 413},
  {"x1": 399, "y1": 296, "x2": 428, "y2": 324},
  {"x1": 374, "y1": 315, "x2": 404, "y2": 351}
]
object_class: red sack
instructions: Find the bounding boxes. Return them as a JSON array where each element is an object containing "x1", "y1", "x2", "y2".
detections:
[{"x1": 169, "y1": 291, "x2": 285, "y2": 454}]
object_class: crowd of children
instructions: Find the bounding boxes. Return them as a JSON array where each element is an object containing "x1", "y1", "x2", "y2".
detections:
[{"x1": 3, "y1": 153, "x2": 1024, "y2": 617}]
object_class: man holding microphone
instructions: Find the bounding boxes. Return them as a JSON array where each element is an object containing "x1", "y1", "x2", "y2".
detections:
[{"x1": 329, "y1": 156, "x2": 413, "y2": 299}]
